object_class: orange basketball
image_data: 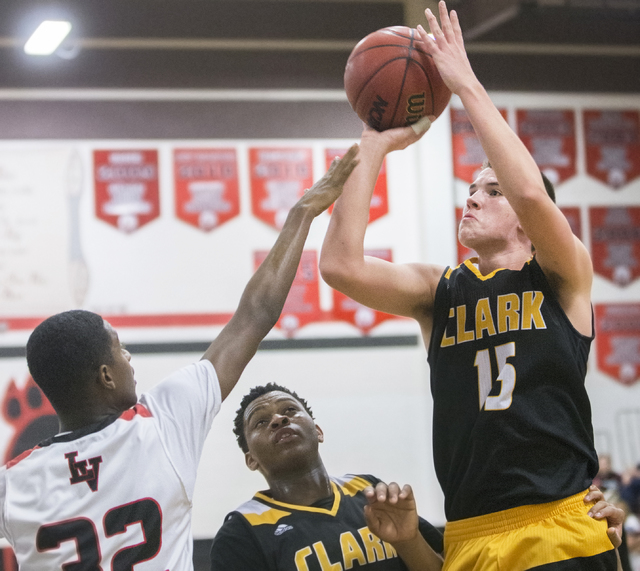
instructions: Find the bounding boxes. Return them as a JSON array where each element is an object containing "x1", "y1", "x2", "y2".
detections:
[{"x1": 344, "y1": 26, "x2": 451, "y2": 131}]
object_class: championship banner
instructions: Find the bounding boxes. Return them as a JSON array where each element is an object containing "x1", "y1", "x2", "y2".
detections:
[
  {"x1": 590, "y1": 206, "x2": 640, "y2": 287},
  {"x1": 94, "y1": 150, "x2": 160, "y2": 233},
  {"x1": 254, "y1": 250, "x2": 322, "y2": 335},
  {"x1": 451, "y1": 107, "x2": 508, "y2": 183},
  {"x1": 331, "y1": 249, "x2": 396, "y2": 334},
  {"x1": 583, "y1": 110, "x2": 640, "y2": 189},
  {"x1": 173, "y1": 148, "x2": 240, "y2": 232},
  {"x1": 595, "y1": 303, "x2": 640, "y2": 386},
  {"x1": 249, "y1": 147, "x2": 313, "y2": 230},
  {"x1": 325, "y1": 148, "x2": 388, "y2": 223},
  {"x1": 516, "y1": 109, "x2": 576, "y2": 185}
]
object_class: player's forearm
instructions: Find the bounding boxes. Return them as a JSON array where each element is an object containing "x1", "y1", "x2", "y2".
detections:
[
  {"x1": 238, "y1": 202, "x2": 315, "y2": 334},
  {"x1": 457, "y1": 82, "x2": 545, "y2": 203},
  {"x1": 393, "y1": 535, "x2": 443, "y2": 571},
  {"x1": 320, "y1": 143, "x2": 385, "y2": 282}
]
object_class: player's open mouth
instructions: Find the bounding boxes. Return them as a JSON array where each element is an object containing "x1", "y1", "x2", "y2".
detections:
[{"x1": 274, "y1": 427, "x2": 297, "y2": 444}]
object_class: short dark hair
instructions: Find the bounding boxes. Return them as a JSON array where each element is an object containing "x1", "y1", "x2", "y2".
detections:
[
  {"x1": 233, "y1": 383, "x2": 314, "y2": 453},
  {"x1": 26, "y1": 310, "x2": 113, "y2": 411},
  {"x1": 481, "y1": 160, "x2": 556, "y2": 203}
]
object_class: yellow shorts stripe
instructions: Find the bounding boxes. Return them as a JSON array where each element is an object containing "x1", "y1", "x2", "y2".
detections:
[{"x1": 443, "y1": 490, "x2": 615, "y2": 571}]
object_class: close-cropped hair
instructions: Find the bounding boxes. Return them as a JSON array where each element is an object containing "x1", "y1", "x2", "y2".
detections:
[
  {"x1": 481, "y1": 160, "x2": 556, "y2": 203},
  {"x1": 26, "y1": 310, "x2": 113, "y2": 410},
  {"x1": 233, "y1": 383, "x2": 314, "y2": 453}
]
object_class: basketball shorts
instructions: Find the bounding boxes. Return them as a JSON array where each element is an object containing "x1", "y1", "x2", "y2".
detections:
[{"x1": 442, "y1": 489, "x2": 617, "y2": 570}]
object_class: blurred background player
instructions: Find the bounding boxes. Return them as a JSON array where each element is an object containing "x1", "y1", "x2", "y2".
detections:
[
  {"x1": 0, "y1": 146, "x2": 359, "y2": 569},
  {"x1": 319, "y1": 2, "x2": 620, "y2": 569}
]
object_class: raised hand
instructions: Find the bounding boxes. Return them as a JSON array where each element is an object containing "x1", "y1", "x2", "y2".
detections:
[
  {"x1": 416, "y1": 1, "x2": 478, "y2": 95},
  {"x1": 300, "y1": 143, "x2": 359, "y2": 217},
  {"x1": 363, "y1": 482, "x2": 419, "y2": 544}
]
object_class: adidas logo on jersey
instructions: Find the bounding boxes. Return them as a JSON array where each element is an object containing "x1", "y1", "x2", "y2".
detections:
[{"x1": 274, "y1": 524, "x2": 293, "y2": 536}]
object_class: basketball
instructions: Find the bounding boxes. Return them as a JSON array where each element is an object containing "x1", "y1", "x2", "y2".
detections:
[{"x1": 344, "y1": 26, "x2": 451, "y2": 131}]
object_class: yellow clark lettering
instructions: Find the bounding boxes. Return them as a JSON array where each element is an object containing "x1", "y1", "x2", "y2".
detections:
[
  {"x1": 313, "y1": 541, "x2": 343, "y2": 571},
  {"x1": 456, "y1": 305, "x2": 475, "y2": 343},
  {"x1": 475, "y1": 298, "x2": 497, "y2": 339},
  {"x1": 497, "y1": 294, "x2": 520, "y2": 333},
  {"x1": 522, "y1": 291, "x2": 546, "y2": 330},
  {"x1": 383, "y1": 541, "x2": 398, "y2": 559},
  {"x1": 295, "y1": 546, "x2": 313, "y2": 571},
  {"x1": 358, "y1": 527, "x2": 386, "y2": 563},
  {"x1": 440, "y1": 307, "x2": 455, "y2": 347},
  {"x1": 340, "y1": 532, "x2": 367, "y2": 569}
]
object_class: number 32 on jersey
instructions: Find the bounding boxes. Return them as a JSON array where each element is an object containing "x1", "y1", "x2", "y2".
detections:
[{"x1": 36, "y1": 497, "x2": 161, "y2": 570}]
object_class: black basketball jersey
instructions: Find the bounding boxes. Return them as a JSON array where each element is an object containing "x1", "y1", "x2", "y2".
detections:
[
  {"x1": 210, "y1": 474, "x2": 443, "y2": 571},
  {"x1": 428, "y1": 257, "x2": 598, "y2": 522}
]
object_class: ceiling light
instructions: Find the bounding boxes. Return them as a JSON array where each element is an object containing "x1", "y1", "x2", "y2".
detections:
[{"x1": 24, "y1": 21, "x2": 72, "y2": 56}]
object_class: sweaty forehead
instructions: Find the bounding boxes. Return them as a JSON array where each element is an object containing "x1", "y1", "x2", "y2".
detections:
[
  {"x1": 471, "y1": 168, "x2": 497, "y2": 186},
  {"x1": 244, "y1": 391, "x2": 300, "y2": 422}
]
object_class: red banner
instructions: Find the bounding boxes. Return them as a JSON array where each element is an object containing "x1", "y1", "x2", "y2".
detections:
[
  {"x1": 595, "y1": 303, "x2": 640, "y2": 386},
  {"x1": 173, "y1": 148, "x2": 240, "y2": 232},
  {"x1": 516, "y1": 109, "x2": 576, "y2": 185},
  {"x1": 254, "y1": 250, "x2": 321, "y2": 336},
  {"x1": 583, "y1": 110, "x2": 640, "y2": 189},
  {"x1": 590, "y1": 207, "x2": 640, "y2": 287},
  {"x1": 325, "y1": 148, "x2": 388, "y2": 223},
  {"x1": 451, "y1": 107, "x2": 508, "y2": 183},
  {"x1": 94, "y1": 150, "x2": 160, "y2": 233},
  {"x1": 250, "y1": 147, "x2": 313, "y2": 230},
  {"x1": 331, "y1": 249, "x2": 396, "y2": 333}
]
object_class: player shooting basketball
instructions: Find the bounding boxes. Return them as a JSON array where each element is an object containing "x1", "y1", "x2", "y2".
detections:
[
  {"x1": 0, "y1": 146, "x2": 358, "y2": 569},
  {"x1": 320, "y1": 2, "x2": 621, "y2": 569}
]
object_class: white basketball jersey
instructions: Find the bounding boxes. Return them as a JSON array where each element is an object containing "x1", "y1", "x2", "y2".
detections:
[{"x1": 0, "y1": 359, "x2": 221, "y2": 570}]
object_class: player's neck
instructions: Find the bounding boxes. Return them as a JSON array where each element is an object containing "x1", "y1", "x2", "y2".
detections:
[
  {"x1": 474, "y1": 246, "x2": 532, "y2": 275},
  {"x1": 265, "y1": 463, "x2": 332, "y2": 507},
  {"x1": 57, "y1": 402, "x2": 125, "y2": 433}
]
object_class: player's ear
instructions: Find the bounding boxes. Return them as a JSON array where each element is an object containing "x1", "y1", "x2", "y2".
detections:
[
  {"x1": 98, "y1": 364, "x2": 116, "y2": 390},
  {"x1": 245, "y1": 451, "x2": 260, "y2": 472},
  {"x1": 316, "y1": 424, "x2": 324, "y2": 444}
]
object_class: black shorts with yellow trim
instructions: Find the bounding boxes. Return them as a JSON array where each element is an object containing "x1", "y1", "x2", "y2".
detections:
[{"x1": 442, "y1": 489, "x2": 617, "y2": 570}]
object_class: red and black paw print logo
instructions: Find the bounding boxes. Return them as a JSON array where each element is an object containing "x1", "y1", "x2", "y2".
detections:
[{"x1": 2, "y1": 376, "x2": 58, "y2": 464}]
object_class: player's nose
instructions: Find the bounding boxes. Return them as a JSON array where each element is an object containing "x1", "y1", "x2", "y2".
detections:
[
  {"x1": 466, "y1": 192, "x2": 480, "y2": 209},
  {"x1": 270, "y1": 414, "x2": 289, "y2": 429}
]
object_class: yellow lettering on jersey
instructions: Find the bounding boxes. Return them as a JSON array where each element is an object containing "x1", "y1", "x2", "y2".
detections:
[
  {"x1": 313, "y1": 541, "x2": 343, "y2": 570},
  {"x1": 522, "y1": 291, "x2": 546, "y2": 330},
  {"x1": 383, "y1": 541, "x2": 398, "y2": 559},
  {"x1": 295, "y1": 546, "x2": 313, "y2": 571},
  {"x1": 358, "y1": 527, "x2": 386, "y2": 563},
  {"x1": 441, "y1": 308, "x2": 455, "y2": 347},
  {"x1": 456, "y1": 305, "x2": 475, "y2": 343},
  {"x1": 475, "y1": 298, "x2": 496, "y2": 339},
  {"x1": 340, "y1": 532, "x2": 367, "y2": 569},
  {"x1": 497, "y1": 294, "x2": 520, "y2": 333}
]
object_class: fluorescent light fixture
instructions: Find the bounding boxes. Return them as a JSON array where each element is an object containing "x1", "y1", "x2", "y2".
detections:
[{"x1": 24, "y1": 21, "x2": 72, "y2": 56}]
